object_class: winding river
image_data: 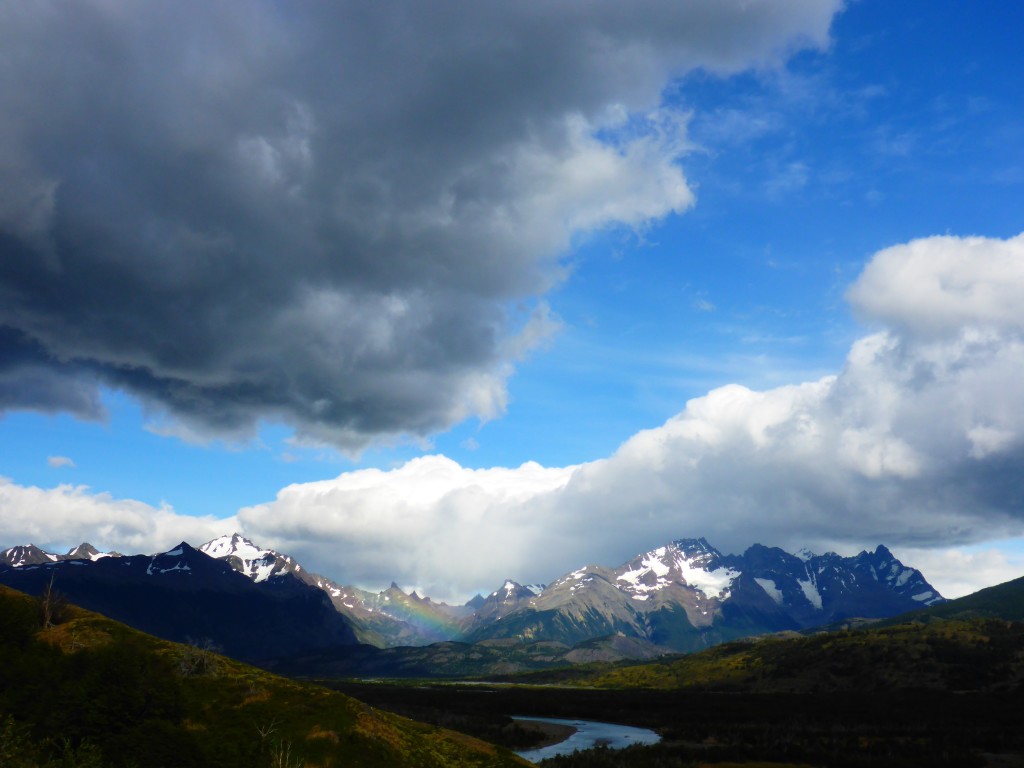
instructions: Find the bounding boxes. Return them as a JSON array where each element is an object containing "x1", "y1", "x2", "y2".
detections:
[{"x1": 512, "y1": 716, "x2": 661, "y2": 763}]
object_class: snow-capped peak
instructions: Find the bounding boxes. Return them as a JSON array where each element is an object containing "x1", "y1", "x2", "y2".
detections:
[
  {"x1": 200, "y1": 533, "x2": 268, "y2": 561},
  {"x1": 489, "y1": 579, "x2": 545, "y2": 601},
  {"x1": 2, "y1": 542, "x2": 120, "y2": 567},
  {"x1": 615, "y1": 540, "x2": 740, "y2": 601},
  {"x1": 199, "y1": 533, "x2": 297, "y2": 583}
]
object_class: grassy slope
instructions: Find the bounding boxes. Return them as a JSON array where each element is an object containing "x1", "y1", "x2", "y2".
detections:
[
  {"x1": 584, "y1": 618, "x2": 1024, "y2": 690},
  {"x1": 0, "y1": 585, "x2": 527, "y2": 768}
]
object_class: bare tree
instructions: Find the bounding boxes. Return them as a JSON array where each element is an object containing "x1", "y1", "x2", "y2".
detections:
[
  {"x1": 269, "y1": 740, "x2": 304, "y2": 768},
  {"x1": 38, "y1": 571, "x2": 68, "y2": 629}
]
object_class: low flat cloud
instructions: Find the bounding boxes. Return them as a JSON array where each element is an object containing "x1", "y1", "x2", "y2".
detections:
[
  {"x1": 46, "y1": 456, "x2": 75, "y2": 469},
  {"x1": 0, "y1": 0, "x2": 839, "y2": 450}
]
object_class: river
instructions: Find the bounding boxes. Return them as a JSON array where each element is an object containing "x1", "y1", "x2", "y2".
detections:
[{"x1": 512, "y1": 716, "x2": 661, "y2": 763}]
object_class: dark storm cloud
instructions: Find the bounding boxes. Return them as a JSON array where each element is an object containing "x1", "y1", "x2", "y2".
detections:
[{"x1": 0, "y1": 1, "x2": 839, "y2": 447}]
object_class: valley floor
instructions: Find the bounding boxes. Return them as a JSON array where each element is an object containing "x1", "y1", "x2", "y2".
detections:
[{"x1": 325, "y1": 680, "x2": 1024, "y2": 767}]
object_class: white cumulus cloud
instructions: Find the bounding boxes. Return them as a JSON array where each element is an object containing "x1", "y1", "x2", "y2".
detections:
[
  {"x1": 236, "y1": 233, "x2": 1024, "y2": 599},
  {"x1": 0, "y1": 478, "x2": 236, "y2": 556}
]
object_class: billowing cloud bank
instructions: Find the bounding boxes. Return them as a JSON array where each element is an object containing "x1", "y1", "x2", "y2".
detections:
[
  {"x1": 8, "y1": 234, "x2": 1019, "y2": 600},
  {"x1": 238, "y1": 233, "x2": 1024, "y2": 597},
  {"x1": 0, "y1": 0, "x2": 839, "y2": 449}
]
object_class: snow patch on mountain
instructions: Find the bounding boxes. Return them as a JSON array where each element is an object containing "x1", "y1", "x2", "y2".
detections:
[
  {"x1": 199, "y1": 533, "x2": 300, "y2": 583},
  {"x1": 677, "y1": 556, "x2": 739, "y2": 599},
  {"x1": 755, "y1": 577, "x2": 784, "y2": 605},
  {"x1": 201, "y1": 534, "x2": 266, "y2": 562},
  {"x1": 895, "y1": 568, "x2": 915, "y2": 588},
  {"x1": 614, "y1": 542, "x2": 741, "y2": 601},
  {"x1": 797, "y1": 577, "x2": 823, "y2": 609}
]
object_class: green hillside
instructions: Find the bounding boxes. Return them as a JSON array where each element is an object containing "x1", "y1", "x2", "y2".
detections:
[
  {"x1": 885, "y1": 574, "x2": 1024, "y2": 624},
  {"x1": 584, "y1": 618, "x2": 1024, "y2": 691},
  {"x1": 0, "y1": 585, "x2": 527, "y2": 768}
]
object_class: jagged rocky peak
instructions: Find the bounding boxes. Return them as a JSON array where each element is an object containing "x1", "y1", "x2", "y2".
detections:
[
  {"x1": 741, "y1": 543, "x2": 804, "y2": 571},
  {"x1": 849, "y1": 544, "x2": 943, "y2": 606},
  {"x1": 66, "y1": 542, "x2": 99, "y2": 559},
  {"x1": 66, "y1": 542, "x2": 120, "y2": 561},
  {"x1": 200, "y1": 533, "x2": 265, "y2": 560},
  {"x1": 490, "y1": 579, "x2": 544, "y2": 601},
  {"x1": 672, "y1": 536, "x2": 717, "y2": 554},
  {"x1": 2, "y1": 542, "x2": 119, "y2": 567},
  {"x1": 795, "y1": 547, "x2": 818, "y2": 561},
  {"x1": 2, "y1": 544, "x2": 57, "y2": 567},
  {"x1": 614, "y1": 538, "x2": 739, "y2": 601},
  {"x1": 152, "y1": 541, "x2": 202, "y2": 562},
  {"x1": 199, "y1": 533, "x2": 300, "y2": 583}
]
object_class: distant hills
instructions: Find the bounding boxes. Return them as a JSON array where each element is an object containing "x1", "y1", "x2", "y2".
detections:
[{"x1": 1, "y1": 533, "x2": 949, "y2": 673}]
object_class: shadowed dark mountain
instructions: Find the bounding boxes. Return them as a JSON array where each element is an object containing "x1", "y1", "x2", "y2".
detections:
[{"x1": 0, "y1": 542, "x2": 358, "y2": 662}]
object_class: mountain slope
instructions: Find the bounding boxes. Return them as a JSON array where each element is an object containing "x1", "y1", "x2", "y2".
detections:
[
  {"x1": 200, "y1": 533, "x2": 468, "y2": 646},
  {"x1": 0, "y1": 584, "x2": 528, "y2": 768}
]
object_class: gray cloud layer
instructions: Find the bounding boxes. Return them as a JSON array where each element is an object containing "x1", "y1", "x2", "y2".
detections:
[{"x1": 0, "y1": 1, "x2": 838, "y2": 448}]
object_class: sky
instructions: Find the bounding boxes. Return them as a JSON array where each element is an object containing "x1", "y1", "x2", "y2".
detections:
[{"x1": 2, "y1": 0, "x2": 1024, "y2": 602}]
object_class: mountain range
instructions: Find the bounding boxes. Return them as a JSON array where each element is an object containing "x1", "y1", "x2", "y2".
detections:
[
  {"x1": 0, "y1": 540, "x2": 357, "y2": 662},
  {"x1": 1, "y1": 533, "x2": 946, "y2": 670}
]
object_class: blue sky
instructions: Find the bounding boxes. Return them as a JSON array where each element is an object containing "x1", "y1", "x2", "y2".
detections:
[{"x1": 2, "y1": 1, "x2": 1023, "y2": 600}]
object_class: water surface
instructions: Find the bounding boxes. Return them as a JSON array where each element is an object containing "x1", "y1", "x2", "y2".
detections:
[{"x1": 513, "y1": 716, "x2": 660, "y2": 763}]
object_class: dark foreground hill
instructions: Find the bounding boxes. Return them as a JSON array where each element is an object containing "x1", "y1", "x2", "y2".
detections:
[{"x1": 0, "y1": 584, "x2": 527, "y2": 768}]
